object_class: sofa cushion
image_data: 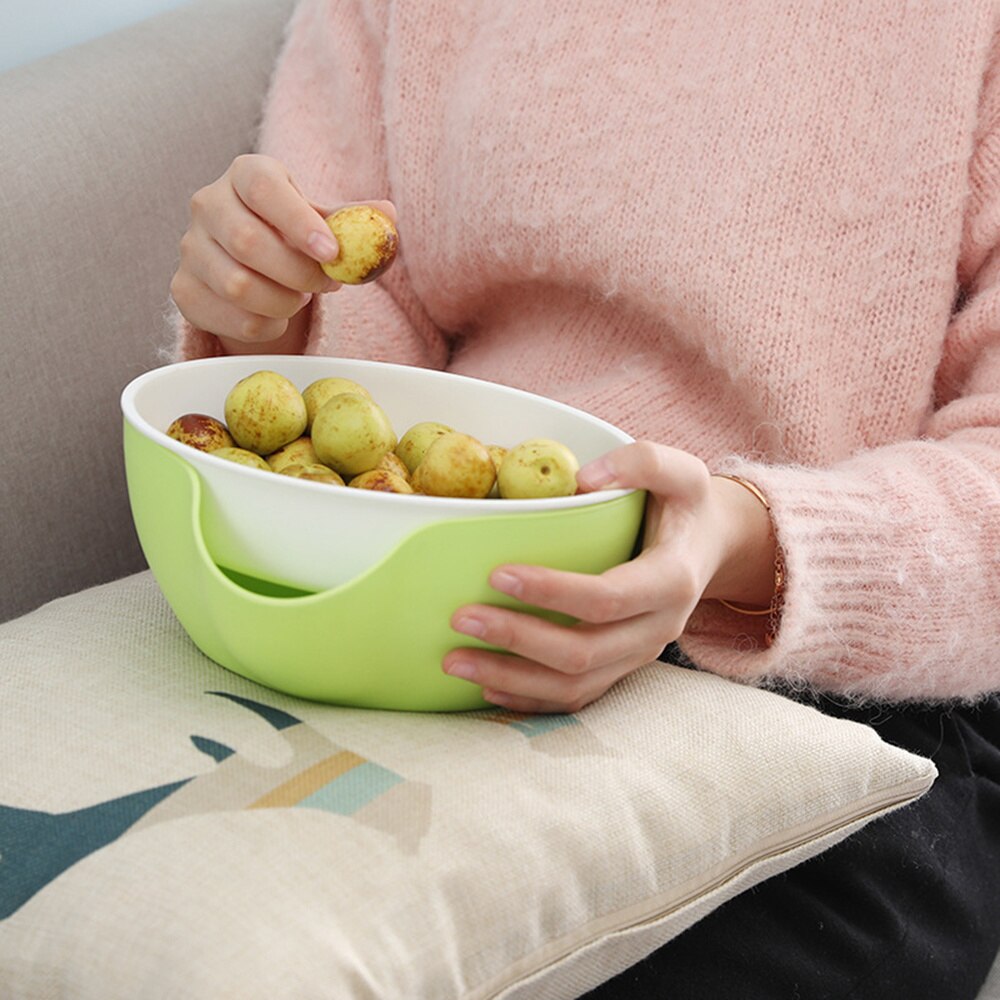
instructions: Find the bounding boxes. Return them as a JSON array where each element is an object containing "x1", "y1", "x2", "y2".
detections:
[
  {"x1": 0, "y1": 0, "x2": 295, "y2": 623},
  {"x1": 0, "y1": 572, "x2": 935, "y2": 999}
]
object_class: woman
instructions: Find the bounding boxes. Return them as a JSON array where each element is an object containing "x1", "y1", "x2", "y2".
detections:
[{"x1": 170, "y1": 2, "x2": 1000, "y2": 995}]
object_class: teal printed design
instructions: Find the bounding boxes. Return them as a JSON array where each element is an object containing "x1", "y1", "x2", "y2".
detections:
[
  {"x1": 0, "y1": 783, "x2": 185, "y2": 922},
  {"x1": 478, "y1": 707, "x2": 612, "y2": 758},
  {"x1": 0, "y1": 693, "x2": 428, "y2": 921},
  {"x1": 299, "y1": 762, "x2": 403, "y2": 815},
  {"x1": 506, "y1": 714, "x2": 581, "y2": 738}
]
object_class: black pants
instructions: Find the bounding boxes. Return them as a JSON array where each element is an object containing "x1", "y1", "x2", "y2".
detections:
[{"x1": 583, "y1": 661, "x2": 1000, "y2": 1000}]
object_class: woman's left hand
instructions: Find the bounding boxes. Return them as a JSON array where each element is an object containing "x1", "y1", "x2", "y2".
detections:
[{"x1": 442, "y1": 441, "x2": 777, "y2": 713}]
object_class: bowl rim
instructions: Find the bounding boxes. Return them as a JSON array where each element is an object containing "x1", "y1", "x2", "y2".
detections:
[{"x1": 120, "y1": 355, "x2": 637, "y2": 511}]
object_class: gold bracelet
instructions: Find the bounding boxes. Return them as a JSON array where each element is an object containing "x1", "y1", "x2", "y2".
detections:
[
  {"x1": 716, "y1": 599, "x2": 773, "y2": 615},
  {"x1": 712, "y1": 474, "x2": 786, "y2": 645}
]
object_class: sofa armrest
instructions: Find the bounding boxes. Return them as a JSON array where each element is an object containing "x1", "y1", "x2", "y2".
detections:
[{"x1": 0, "y1": 0, "x2": 295, "y2": 623}]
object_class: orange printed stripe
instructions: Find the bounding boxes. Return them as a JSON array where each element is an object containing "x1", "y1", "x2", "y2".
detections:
[
  {"x1": 249, "y1": 751, "x2": 365, "y2": 809},
  {"x1": 482, "y1": 711, "x2": 534, "y2": 726}
]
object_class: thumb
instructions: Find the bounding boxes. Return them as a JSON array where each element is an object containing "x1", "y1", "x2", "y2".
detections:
[{"x1": 576, "y1": 441, "x2": 709, "y2": 502}]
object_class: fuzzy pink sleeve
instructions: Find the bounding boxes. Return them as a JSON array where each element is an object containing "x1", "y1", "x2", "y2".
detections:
[
  {"x1": 680, "y1": 45, "x2": 1000, "y2": 703},
  {"x1": 176, "y1": 0, "x2": 445, "y2": 368}
]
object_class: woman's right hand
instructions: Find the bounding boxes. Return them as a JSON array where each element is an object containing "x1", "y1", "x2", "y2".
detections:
[{"x1": 171, "y1": 154, "x2": 386, "y2": 353}]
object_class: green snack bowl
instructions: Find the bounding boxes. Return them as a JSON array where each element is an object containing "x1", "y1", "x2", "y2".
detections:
[{"x1": 121, "y1": 357, "x2": 645, "y2": 712}]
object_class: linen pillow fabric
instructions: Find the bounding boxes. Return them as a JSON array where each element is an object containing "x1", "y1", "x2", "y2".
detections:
[
  {"x1": 982, "y1": 954, "x2": 1000, "y2": 1000},
  {"x1": 0, "y1": 573, "x2": 935, "y2": 999}
]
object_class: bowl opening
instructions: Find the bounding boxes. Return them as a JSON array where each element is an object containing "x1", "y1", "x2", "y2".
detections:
[{"x1": 218, "y1": 565, "x2": 316, "y2": 599}]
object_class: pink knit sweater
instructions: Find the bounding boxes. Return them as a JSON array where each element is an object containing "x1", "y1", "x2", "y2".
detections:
[{"x1": 178, "y1": 0, "x2": 1000, "y2": 702}]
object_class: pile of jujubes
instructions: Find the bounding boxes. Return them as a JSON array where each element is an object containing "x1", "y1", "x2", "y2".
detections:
[{"x1": 167, "y1": 370, "x2": 581, "y2": 499}]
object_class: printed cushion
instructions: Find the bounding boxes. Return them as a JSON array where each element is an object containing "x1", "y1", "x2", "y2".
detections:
[{"x1": 0, "y1": 573, "x2": 935, "y2": 999}]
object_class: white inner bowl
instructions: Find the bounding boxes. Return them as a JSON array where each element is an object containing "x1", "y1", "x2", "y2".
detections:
[{"x1": 121, "y1": 356, "x2": 636, "y2": 592}]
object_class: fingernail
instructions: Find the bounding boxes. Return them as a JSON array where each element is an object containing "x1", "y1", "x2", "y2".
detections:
[
  {"x1": 444, "y1": 659, "x2": 477, "y2": 681},
  {"x1": 453, "y1": 615, "x2": 487, "y2": 638},
  {"x1": 491, "y1": 570, "x2": 523, "y2": 597},
  {"x1": 307, "y1": 231, "x2": 339, "y2": 261},
  {"x1": 577, "y1": 457, "x2": 617, "y2": 490}
]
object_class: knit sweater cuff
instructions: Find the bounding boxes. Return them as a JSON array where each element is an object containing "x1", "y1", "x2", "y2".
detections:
[
  {"x1": 678, "y1": 457, "x2": 958, "y2": 701},
  {"x1": 682, "y1": 460, "x2": 884, "y2": 690}
]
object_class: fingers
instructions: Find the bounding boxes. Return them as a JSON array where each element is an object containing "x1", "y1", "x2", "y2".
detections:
[
  {"x1": 577, "y1": 440, "x2": 711, "y2": 507},
  {"x1": 169, "y1": 270, "x2": 290, "y2": 345},
  {"x1": 444, "y1": 648, "x2": 639, "y2": 715},
  {"x1": 450, "y1": 600, "x2": 675, "y2": 677},
  {"x1": 172, "y1": 223, "x2": 303, "y2": 344},
  {"x1": 485, "y1": 553, "x2": 696, "y2": 625},
  {"x1": 173, "y1": 154, "x2": 398, "y2": 344},
  {"x1": 228, "y1": 154, "x2": 342, "y2": 266},
  {"x1": 439, "y1": 442, "x2": 725, "y2": 713},
  {"x1": 185, "y1": 226, "x2": 314, "y2": 319},
  {"x1": 443, "y1": 580, "x2": 684, "y2": 713},
  {"x1": 192, "y1": 167, "x2": 338, "y2": 297}
]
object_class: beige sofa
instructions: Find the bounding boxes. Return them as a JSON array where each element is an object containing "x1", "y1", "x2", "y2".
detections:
[
  {"x1": 0, "y1": 2, "x2": 996, "y2": 996},
  {"x1": 0, "y1": 0, "x2": 295, "y2": 626}
]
